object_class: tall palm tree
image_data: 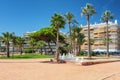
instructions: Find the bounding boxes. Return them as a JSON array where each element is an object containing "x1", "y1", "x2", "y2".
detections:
[
  {"x1": 50, "y1": 13, "x2": 66, "y2": 61},
  {"x1": 101, "y1": 10, "x2": 114, "y2": 57},
  {"x1": 11, "y1": 32, "x2": 17, "y2": 56},
  {"x1": 81, "y1": 3, "x2": 96, "y2": 58},
  {"x1": 65, "y1": 12, "x2": 74, "y2": 53},
  {"x1": 77, "y1": 33, "x2": 85, "y2": 54},
  {"x1": 17, "y1": 37, "x2": 25, "y2": 55},
  {"x1": 0, "y1": 32, "x2": 12, "y2": 57},
  {"x1": 0, "y1": 36, "x2": 3, "y2": 52},
  {"x1": 71, "y1": 26, "x2": 85, "y2": 55}
]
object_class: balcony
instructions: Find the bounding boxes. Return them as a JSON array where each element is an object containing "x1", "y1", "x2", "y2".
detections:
[
  {"x1": 109, "y1": 28, "x2": 117, "y2": 32},
  {"x1": 84, "y1": 42, "x2": 88, "y2": 45},
  {"x1": 99, "y1": 42, "x2": 105, "y2": 45},
  {"x1": 94, "y1": 30, "x2": 99, "y2": 34},
  {"x1": 98, "y1": 30, "x2": 105, "y2": 33},
  {"x1": 94, "y1": 42, "x2": 100, "y2": 45},
  {"x1": 94, "y1": 35, "x2": 99, "y2": 38},
  {"x1": 81, "y1": 45, "x2": 87, "y2": 50},
  {"x1": 98, "y1": 34, "x2": 105, "y2": 38},
  {"x1": 83, "y1": 28, "x2": 88, "y2": 31},
  {"x1": 98, "y1": 26, "x2": 105, "y2": 29}
]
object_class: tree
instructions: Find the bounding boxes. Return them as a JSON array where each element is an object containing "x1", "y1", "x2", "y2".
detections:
[
  {"x1": 101, "y1": 10, "x2": 114, "y2": 57},
  {"x1": 71, "y1": 26, "x2": 85, "y2": 55},
  {"x1": 65, "y1": 12, "x2": 74, "y2": 53},
  {"x1": 0, "y1": 32, "x2": 12, "y2": 57},
  {"x1": 77, "y1": 33, "x2": 85, "y2": 54},
  {"x1": 17, "y1": 37, "x2": 25, "y2": 55},
  {"x1": 37, "y1": 41, "x2": 46, "y2": 54},
  {"x1": 29, "y1": 27, "x2": 66, "y2": 54},
  {"x1": 30, "y1": 27, "x2": 56, "y2": 54},
  {"x1": 29, "y1": 38, "x2": 36, "y2": 53},
  {"x1": 81, "y1": 3, "x2": 96, "y2": 58},
  {"x1": 50, "y1": 13, "x2": 66, "y2": 61},
  {"x1": 30, "y1": 27, "x2": 56, "y2": 42},
  {"x1": 11, "y1": 32, "x2": 17, "y2": 56}
]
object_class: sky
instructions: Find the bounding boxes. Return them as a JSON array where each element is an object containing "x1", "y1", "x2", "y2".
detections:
[{"x1": 0, "y1": 0, "x2": 120, "y2": 36}]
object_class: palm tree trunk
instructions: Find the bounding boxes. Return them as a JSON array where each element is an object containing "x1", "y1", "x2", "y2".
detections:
[
  {"x1": 106, "y1": 20, "x2": 109, "y2": 57},
  {"x1": 87, "y1": 15, "x2": 91, "y2": 58},
  {"x1": 74, "y1": 40, "x2": 76, "y2": 55},
  {"x1": 19, "y1": 45, "x2": 23, "y2": 55},
  {"x1": 32, "y1": 46, "x2": 34, "y2": 53},
  {"x1": 79, "y1": 45, "x2": 81, "y2": 53},
  {"x1": 48, "y1": 42, "x2": 53, "y2": 53},
  {"x1": 6, "y1": 44, "x2": 10, "y2": 58},
  {"x1": 55, "y1": 28, "x2": 59, "y2": 61},
  {"x1": 44, "y1": 46, "x2": 47, "y2": 55},
  {"x1": 68, "y1": 22, "x2": 72, "y2": 54},
  {"x1": 20, "y1": 47, "x2": 22, "y2": 55},
  {"x1": 12, "y1": 46, "x2": 14, "y2": 57}
]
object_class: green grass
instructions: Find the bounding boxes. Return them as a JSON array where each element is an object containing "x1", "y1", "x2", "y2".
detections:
[{"x1": 0, "y1": 53, "x2": 54, "y2": 59}]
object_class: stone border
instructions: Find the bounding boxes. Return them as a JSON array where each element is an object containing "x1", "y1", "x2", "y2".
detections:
[
  {"x1": 65, "y1": 59, "x2": 120, "y2": 66},
  {"x1": 80, "y1": 60, "x2": 120, "y2": 66}
]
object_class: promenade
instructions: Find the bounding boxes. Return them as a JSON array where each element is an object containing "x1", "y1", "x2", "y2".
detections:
[{"x1": 0, "y1": 59, "x2": 120, "y2": 80}]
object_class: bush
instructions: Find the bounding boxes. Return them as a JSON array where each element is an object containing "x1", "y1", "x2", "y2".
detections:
[
  {"x1": 77, "y1": 51, "x2": 96, "y2": 56},
  {"x1": 91, "y1": 51, "x2": 96, "y2": 56},
  {"x1": 77, "y1": 51, "x2": 87, "y2": 56},
  {"x1": 59, "y1": 47, "x2": 67, "y2": 55},
  {"x1": 23, "y1": 48, "x2": 33, "y2": 53}
]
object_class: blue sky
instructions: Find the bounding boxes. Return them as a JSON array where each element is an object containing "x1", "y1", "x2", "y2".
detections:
[{"x1": 0, "y1": 0, "x2": 120, "y2": 36}]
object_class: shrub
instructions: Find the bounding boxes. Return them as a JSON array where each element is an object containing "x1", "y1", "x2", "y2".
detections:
[
  {"x1": 91, "y1": 51, "x2": 96, "y2": 56},
  {"x1": 59, "y1": 47, "x2": 67, "y2": 55},
  {"x1": 77, "y1": 51, "x2": 87, "y2": 56},
  {"x1": 23, "y1": 48, "x2": 33, "y2": 53}
]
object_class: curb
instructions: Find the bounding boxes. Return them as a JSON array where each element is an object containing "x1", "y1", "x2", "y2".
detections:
[{"x1": 80, "y1": 60, "x2": 120, "y2": 66}]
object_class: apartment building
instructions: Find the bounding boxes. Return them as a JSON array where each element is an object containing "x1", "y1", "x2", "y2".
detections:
[
  {"x1": 81, "y1": 20, "x2": 120, "y2": 52},
  {"x1": 22, "y1": 31, "x2": 56, "y2": 54}
]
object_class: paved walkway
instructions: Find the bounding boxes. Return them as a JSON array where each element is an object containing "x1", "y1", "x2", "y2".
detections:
[{"x1": 0, "y1": 59, "x2": 120, "y2": 80}]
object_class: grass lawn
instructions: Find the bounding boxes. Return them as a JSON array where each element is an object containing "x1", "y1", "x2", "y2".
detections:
[{"x1": 0, "y1": 53, "x2": 54, "y2": 59}]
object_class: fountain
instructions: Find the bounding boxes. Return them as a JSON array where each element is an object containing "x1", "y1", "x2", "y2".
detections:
[
  {"x1": 59, "y1": 53, "x2": 84, "y2": 63},
  {"x1": 80, "y1": 57, "x2": 84, "y2": 62}
]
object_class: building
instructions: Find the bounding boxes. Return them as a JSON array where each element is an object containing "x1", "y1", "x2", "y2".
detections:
[
  {"x1": 81, "y1": 20, "x2": 120, "y2": 53},
  {"x1": 22, "y1": 31, "x2": 56, "y2": 54}
]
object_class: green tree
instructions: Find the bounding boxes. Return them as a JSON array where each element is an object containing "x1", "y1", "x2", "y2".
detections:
[
  {"x1": 71, "y1": 26, "x2": 85, "y2": 55},
  {"x1": 37, "y1": 41, "x2": 46, "y2": 54},
  {"x1": 77, "y1": 33, "x2": 85, "y2": 53},
  {"x1": 50, "y1": 13, "x2": 66, "y2": 61},
  {"x1": 11, "y1": 32, "x2": 17, "y2": 56},
  {"x1": 81, "y1": 3, "x2": 96, "y2": 58},
  {"x1": 29, "y1": 38, "x2": 36, "y2": 53},
  {"x1": 30, "y1": 27, "x2": 56, "y2": 53},
  {"x1": 101, "y1": 10, "x2": 114, "y2": 57},
  {"x1": 0, "y1": 32, "x2": 12, "y2": 57},
  {"x1": 64, "y1": 12, "x2": 74, "y2": 53},
  {"x1": 17, "y1": 37, "x2": 25, "y2": 55}
]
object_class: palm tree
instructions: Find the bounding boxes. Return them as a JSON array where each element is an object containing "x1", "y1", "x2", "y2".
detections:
[
  {"x1": 17, "y1": 37, "x2": 25, "y2": 55},
  {"x1": 101, "y1": 10, "x2": 114, "y2": 57},
  {"x1": 81, "y1": 3, "x2": 96, "y2": 58},
  {"x1": 77, "y1": 33, "x2": 85, "y2": 54},
  {"x1": 11, "y1": 32, "x2": 17, "y2": 56},
  {"x1": 65, "y1": 12, "x2": 74, "y2": 53},
  {"x1": 0, "y1": 36, "x2": 3, "y2": 52},
  {"x1": 50, "y1": 13, "x2": 66, "y2": 61},
  {"x1": 0, "y1": 32, "x2": 12, "y2": 57},
  {"x1": 101, "y1": 10, "x2": 113, "y2": 57},
  {"x1": 71, "y1": 26, "x2": 85, "y2": 55}
]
